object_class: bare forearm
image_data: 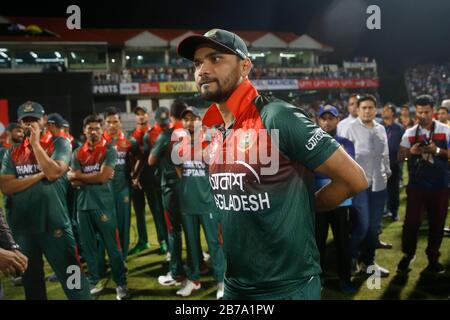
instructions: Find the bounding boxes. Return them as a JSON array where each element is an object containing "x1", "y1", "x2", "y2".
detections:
[
  {"x1": 1, "y1": 173, "x2": 44, "y2": 195},
  {"x1": 31, "y1": 143, "x2": 66, "y2": 180},
  {"x1": 76, "y1": 172, "x2": 108, "y2": 184},
  {"x1": 315, "y1": 180, "x2": 357, "y2": 213},
  {"x1": 132, "y1": 159, "x2": 145, "y2": 179}
]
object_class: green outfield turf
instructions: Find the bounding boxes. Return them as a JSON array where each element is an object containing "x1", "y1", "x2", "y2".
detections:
[{"x1": 1, "y1": 178, "x2": 449, "y2": 300}]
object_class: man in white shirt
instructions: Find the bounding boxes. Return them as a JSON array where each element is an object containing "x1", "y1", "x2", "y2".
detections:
[
  {"x1": 343, "y1": 94, "x2": 391, "y2": 278},
  {"x1": 337, "y1": 94, "x2": 359, "y2": 137}
]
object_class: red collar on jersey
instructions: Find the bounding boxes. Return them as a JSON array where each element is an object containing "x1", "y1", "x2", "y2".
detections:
[{"x1": 202, "y1": 78, "x2": 259, "y2": 128}]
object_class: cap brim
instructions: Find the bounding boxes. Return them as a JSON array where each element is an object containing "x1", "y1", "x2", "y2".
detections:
[
  {"x1": 319, "y1": 111, "x2": 338, "y2": 118},
  {"x1": 133, "y1": 106, "x2": 147, "y2": 114},
  {"x1": 177, "y1": 35, "x2": 240, "y2": 61},
  {"x1": 181, "y1": 109, "x2": 200, "y2": 119},
  {"x1": 18, "y1": 113, "x2": 44, "y2": 121}
]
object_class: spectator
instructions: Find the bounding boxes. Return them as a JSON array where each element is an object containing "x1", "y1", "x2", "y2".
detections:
[
  {"x1": 437, "y1": 104, "x2": 449, "y2": 126},
  {"x1": 343, "y1": 94, "x2": 391, "y2": 277},
  {"x1": 315, "y1": 105, "x2": 356, "y2": 294},
  {"x1": 381, "y1": 103, "x2": 405, "y2": 221},
  {"x1": 397, "y1": 95, "x2": 450, "y2": 274},
  {"x1": 399, "y1": 104, "x2": 415, "y2": 129},
  {"x1": 337, "y1": 94, "x2": 359, "y2": 137}
]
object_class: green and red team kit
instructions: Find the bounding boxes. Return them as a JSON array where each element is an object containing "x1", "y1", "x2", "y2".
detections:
[
  {"x1": 1, "y1": 131, "x2": 91, "y2": 299},
  {"x1": 1, "y1": 80, "x2": 342, "y2": 299}
]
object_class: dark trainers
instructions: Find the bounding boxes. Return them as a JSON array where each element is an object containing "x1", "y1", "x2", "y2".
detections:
[
  {"x1": 340, "y1": 280, "x2": 357, "y2": 294},
  {"x1": 424, "y1": 261, "x2": 445, "y2": 275},
  {"x1": 397, "y1": 255, "x2": 416, "y2": 273}
]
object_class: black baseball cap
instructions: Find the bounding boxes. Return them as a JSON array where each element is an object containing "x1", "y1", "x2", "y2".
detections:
[
  {"x1": 6, "y1": 122, "x2": 20, "y2": 132},
  {"x1": 133, "y1": 106, "x2": 149, "y2": 114},
  {"x1": 177, "y1": 28, "x2": 249, "y2": 61},
  {"x1": 62, "y1": 119, "x2": 70, "y2": 128},
  {"x1": 181, "y1": 106, "x2": 201, "y2": 119},
  {"x1": 47, "y1": 113, "x2": 65, "y2": 127},
  {"x1": 17, "y1": 101, "x2": 45, "y2": 121}
]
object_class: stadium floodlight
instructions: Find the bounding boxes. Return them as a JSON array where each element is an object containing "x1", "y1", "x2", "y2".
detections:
[
  {"x1": 249, "y1": 52, "x2": 265, "y2": 59},
  {"x1": 126, "y1": 55, "x2": 130, "y2": 60},
  {"x1": 71, "y1": 52, "x2": 77, "y2": 59},
  {"x1": 0, "y1": 52, "x2": 8, "y2": 58},
  {"x1": 137, "y1": 55, "x2": 143, "y2": 60},
  {"x1": 54, "y1": 51, "x2": 62, "y2": 58},
  {"x1": 81, "y1": 59, "x2": 85, "y2": 63},
  {"x1": 30, "y1": 51, "x2": 38, "y2": 59},
  {"x1": 280, "y1": 53, "x2": 296, "y2": 58},
  {"x1": 0, "y1": 48, "x2": 7, "y2": 52},
  {"x1": 111, "y1": 58, "x2": 116, "y2": 63}
]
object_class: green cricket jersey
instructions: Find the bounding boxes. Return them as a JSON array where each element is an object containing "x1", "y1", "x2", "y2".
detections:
[
  {"x1": 150, "y1": 125, "x2": 183, "y2": 189},
  {"x1": 0, "y1": 131, "x2": 73, "y2": 232},
  {"x1": 104, "y1": 131, "x2": 132, "y2": 193},
  {"x1": 176, "y1": 138, "x2": 216, "y2": 215},
  {"x1": 130, "y1": 125, "x2": 154, "y2": 186},
  {"x1": 71, "y1": 138, "x2": 117, "y2": 211},
  {"x1": 202, "y1": 79, "x2": 340, "y2": 299},
  {"x1": 0, "y1": 143, "x2": 12, "y2": 210}
]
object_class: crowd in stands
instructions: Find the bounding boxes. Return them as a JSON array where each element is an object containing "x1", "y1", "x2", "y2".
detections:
[
  {"x1": 405, "y1": 64, "x2": 450, "y2": 103},
  {"x1": 93, "y1": 66, "x2": 378, "y2": 84}
]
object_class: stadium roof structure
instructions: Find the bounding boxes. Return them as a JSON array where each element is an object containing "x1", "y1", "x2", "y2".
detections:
[
  {"x1": 288, "y1": 34, "x2": 333, "y2": 51},
  {"x1": 0, "y1": 16, "x2": 334, "y2": 51}
]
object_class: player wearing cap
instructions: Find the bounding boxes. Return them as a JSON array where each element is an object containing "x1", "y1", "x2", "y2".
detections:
[
  {"x1": 0, "y1": 101, "x2": 91, "y2": 300},
  {"x1": 177, "y1": 29, "x2": 368, "y2": 299},
  {"x1": 61, "y1": 119, "x2": 81, "y2": 150},
  {"x1": 315, "y1": 105, "x2": 356, "y2": 293},
  {"x1": 129, "y1": 106, "x2": 168, "y2": 255},
  {"x1": 0, "y1": 123, "x2": 24, "y2": 219},
  {"x1": 174, "y1": 106, "x2": 225, "y2": 298},
  {"x1": 45, "y1": 112, "x2": 76, "y2": 283},
  {"x1": 103, "y1": 107, "x2": 133, "y2": 260},
  {"x1": 148, "y1": 103, "x2": 187, "y2": 286},
  {"x1": 68, "y1": 115, "x2": 129, "y2": 300}
]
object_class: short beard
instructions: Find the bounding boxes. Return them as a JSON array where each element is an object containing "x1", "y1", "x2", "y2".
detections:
[
  {"x1": 199, "y1": 71, "x2": 241, "y2": 103},
  {"x1": 201, "y1": 86, "x2": 233, "y2": 103}
]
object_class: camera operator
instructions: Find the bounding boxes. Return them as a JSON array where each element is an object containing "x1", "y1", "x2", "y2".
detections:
[{"x1": 397, "y1": 95, "x2": 450, "y2": 274}]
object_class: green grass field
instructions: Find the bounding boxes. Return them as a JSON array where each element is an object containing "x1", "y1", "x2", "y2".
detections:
[{"x1": 1, "y1": 177, "x2": 449, "y2": 300}]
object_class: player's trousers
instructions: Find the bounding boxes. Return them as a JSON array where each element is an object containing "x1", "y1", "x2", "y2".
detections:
[
  {"x1": 315, "y1": 206, "x2": 352, "y2": 282},
  {"x1": 131, "y1": 179, "x2": 167, "y2": 246},
  {"x1": 78, "y1": 209, "x2": 127, "y2": 287},
  {"x1": 402, "y1": 186, "x2": 449, "y2": 262},
  {"x1": 162, "y1": 183, "x2": 184, "y2": 278},
  {"x1": 12, "y1": 225, "x2": 91, "y2": 300},
  {"x1": 182, "y1": 212, "x2": 225, "y2": 282},
  {"x1": 97, "y1": 186, "x2": 131, "y2": 274},
  {"x1": 114, "y1": 187, "x2": 131, "y2": 260}
]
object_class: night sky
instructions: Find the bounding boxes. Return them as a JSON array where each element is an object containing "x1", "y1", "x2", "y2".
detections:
[{"x1": 2, "y1": 0, "x2": 450, "y2": 103}]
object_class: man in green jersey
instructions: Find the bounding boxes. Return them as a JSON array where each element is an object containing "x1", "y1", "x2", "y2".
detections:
[
  {"x1": 103, "y1": 107, "x2": 133, "y2": 260},
  {"x1": 0, "y1": 101, "x2": 91, "y2": 300},
  {"x1": 129, "y1": 106, "x2": 168, "y2": 255},
  {"x1": 0, "y1": 123, "x2": 24, "y2": 220},
  {"x1": 68, "y1": 114, "x2": 129, "y2": 300},
  {"x1": 178, "y1": 29, "x2": 368, "y2": 300},
  {"x1": 149, "y1": 102, "x2": 187, "y2": 286},
  {"x1": 174, "y1": 106, "x2": 225, "y2": 299}
]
